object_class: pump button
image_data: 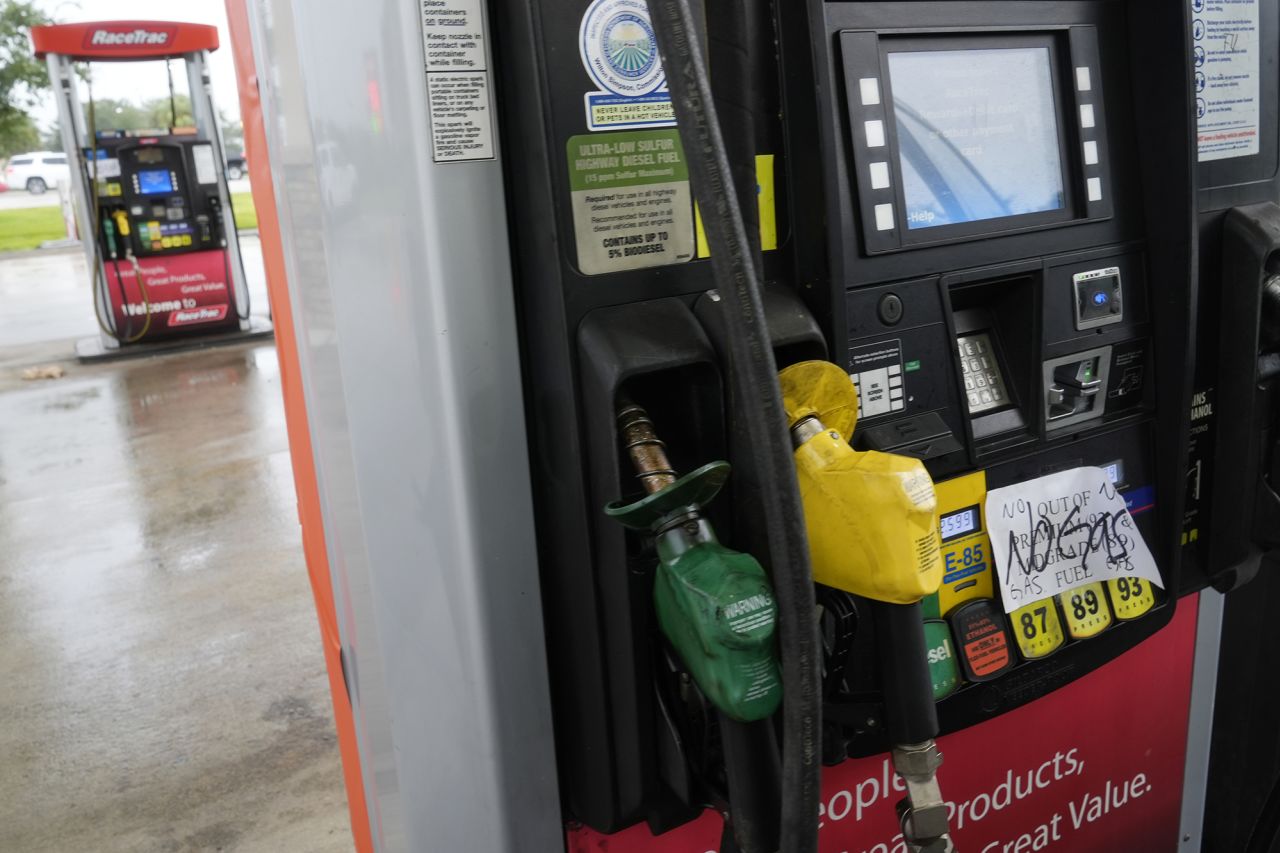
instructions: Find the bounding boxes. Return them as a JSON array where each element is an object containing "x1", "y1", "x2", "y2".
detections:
[
  {"x1": 1010, "y1": 599, "x2": 1065, "y2": 659},
  {"x1": 878, "y1": 292, "x2": 904, "y2": 325},
  {"x1": 1107, "y1": 576, "x2": 1156, "y2": 620},
  {"x1": 1059, "y1": 582, "x2": 1113, "y2": 639},
  {"x1": 948, "y1": 599, "x2": 1014, "y2": 682},
  {"x1": 923, "y1": 619, "x2": 961, "y2": 700}
]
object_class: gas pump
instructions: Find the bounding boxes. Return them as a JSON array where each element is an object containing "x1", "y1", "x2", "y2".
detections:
[
  {"x1": 30, "y1": 21, "x2": 270, "y2": 358},
  {"x1": 489, "y1": 0, "x2": 1194, "y2": 845},
  {"x1": 230, "y1": 0, "x2": 1212, "y2": 848}
]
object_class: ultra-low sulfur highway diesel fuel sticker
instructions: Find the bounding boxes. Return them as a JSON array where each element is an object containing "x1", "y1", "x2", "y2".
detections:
[{"x1": 567, "y1": 129, "x2": 694, "y2": 275}]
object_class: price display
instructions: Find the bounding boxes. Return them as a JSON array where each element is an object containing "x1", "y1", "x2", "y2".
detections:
[{"x1": 940, "y1": 506, "x2": 979, "y2": 542}]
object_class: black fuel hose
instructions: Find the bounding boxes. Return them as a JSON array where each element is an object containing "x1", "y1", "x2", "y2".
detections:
[
  {"x1": 647, "y1": 3, "x2": 821, "y2": 851},
  {"x1": 872, "y1": 601, "x2": 940, "y2": 746}
]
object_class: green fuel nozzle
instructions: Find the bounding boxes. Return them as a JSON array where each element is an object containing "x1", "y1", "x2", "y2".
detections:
[
  {"x1": 103, "y1": 217, "x2": 117, "y2": 259},
  {"x1": 605, "y1": 403, "x2": 782, "y2": 722}
]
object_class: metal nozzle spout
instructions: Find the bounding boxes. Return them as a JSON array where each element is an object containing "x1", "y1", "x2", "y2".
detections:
[
  {"x1": 789, "y1": 414, "x2": 826, "y2": 449},
  {"x1": 617, "y1": 402, "x2": 678, "y2": 494}
]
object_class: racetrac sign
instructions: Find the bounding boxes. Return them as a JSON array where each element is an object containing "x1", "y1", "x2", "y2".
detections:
[
  {"x1": 85, "y1": 26, "x2": 176, "y2": 48},
  {"x1": 30, "y1": 21, "x2": 218, "y2": 60}
]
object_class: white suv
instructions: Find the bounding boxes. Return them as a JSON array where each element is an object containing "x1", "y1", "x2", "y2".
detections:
[{"x1": 4, "y1": 152, "x2": 72, "y2": 195}]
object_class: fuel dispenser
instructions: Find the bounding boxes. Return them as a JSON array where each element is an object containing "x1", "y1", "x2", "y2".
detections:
[
  {"x1": 490, "y1": 0, "x2": 1195, "y2": 846},
  {"x1": 230, "y1": 0, "x2": 1214, "y2": 847},
  {"x1": 31, "y1": 21, "x2": 269, "y2": 357}
]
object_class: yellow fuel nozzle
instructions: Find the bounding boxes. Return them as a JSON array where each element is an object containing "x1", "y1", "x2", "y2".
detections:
[
  {"x1": 781, "y1": 360, "x2": 953, "y2": 850},
  {"x1": 112, "y1": 209, "x2": 131, "y2": 237},
  {"x1": 778, "y1": 360, "x2": 943, "y2": 604}
]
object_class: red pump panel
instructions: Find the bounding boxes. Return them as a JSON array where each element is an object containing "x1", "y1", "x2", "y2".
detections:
[{"x1": 31, "y1": 21, "x2": 218, "y2": 61}]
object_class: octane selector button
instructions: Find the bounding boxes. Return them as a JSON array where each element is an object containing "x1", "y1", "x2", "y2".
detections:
[{"x1": 948, "y1": 598, "x2": 1014, "y2": 682}]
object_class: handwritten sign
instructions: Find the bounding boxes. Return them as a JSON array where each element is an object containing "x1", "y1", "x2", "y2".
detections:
[{"x1": 985, "y1": 467, "x2": 1163, "y2": 613}]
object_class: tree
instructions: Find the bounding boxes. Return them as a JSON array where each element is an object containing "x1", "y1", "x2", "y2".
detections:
[
  {"x1": 0, "y1": 0, "x2": 53, "y2": 158},
  {"x1": 143, "y1": 93, "x2": 193, "y2": 129},
  {"x1": 84, "y1": 98, "x2": 149, "y2": 132},
  {"x1": 39, "y1": 122, "x2": 61, "y2": 151},
  {"x1": 2, "y1": 111, "x2": 38, "y2": 155}
]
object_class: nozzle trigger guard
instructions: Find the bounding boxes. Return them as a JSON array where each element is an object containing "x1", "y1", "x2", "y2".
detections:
[{"x1": 605, "y1": 460, "x2": 731, "y2": 530}]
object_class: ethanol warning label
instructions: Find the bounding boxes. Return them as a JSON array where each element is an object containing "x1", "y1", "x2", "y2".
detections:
[
  {"x1": 1193, "y1": 0, "x2": 1261, "y2": 161},
  {"x1": 567, "y1": 129, "x2": 694, "y2": 275}
]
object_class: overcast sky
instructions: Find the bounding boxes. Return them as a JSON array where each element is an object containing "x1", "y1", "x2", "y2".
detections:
[{"x1": 31, "y1": 0, "x2": 243, "y2": 131}]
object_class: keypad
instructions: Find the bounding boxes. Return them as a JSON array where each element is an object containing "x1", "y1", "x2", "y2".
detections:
[{"x1": 957, "y1": 333, "x2": 1010, "y2": 415}]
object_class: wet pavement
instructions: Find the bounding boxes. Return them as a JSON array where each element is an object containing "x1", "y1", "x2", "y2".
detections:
[{"x1": 0, "y1": 247, "x2": 352, "y2": 851}]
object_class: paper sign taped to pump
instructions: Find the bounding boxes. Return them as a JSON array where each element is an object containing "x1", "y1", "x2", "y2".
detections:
[{"x1": 985, "y1": 467, "x2": 1162, "y2": 613}]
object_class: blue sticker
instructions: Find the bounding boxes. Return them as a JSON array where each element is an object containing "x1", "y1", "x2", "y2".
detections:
[
  {"x1": 579, "y1": 0, "x2": 675, "y2": 131},
  {"x1": 1123, "y1": 485, "x2": 1156, "y2": 516}
]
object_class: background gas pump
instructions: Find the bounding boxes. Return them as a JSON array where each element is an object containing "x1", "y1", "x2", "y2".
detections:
[{"x1": 30, "y1": 21, "x2": 269, "y2": 357}]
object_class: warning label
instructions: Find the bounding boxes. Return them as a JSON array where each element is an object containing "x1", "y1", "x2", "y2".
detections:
[
  {"x1": 1192, "y1": 0, "x2": 1260, "y2": 161},
  {"x1": 962, "y1": 612, "x2": 1011, "y2": 678},
  {"x1": 421, "y1": 0, "x2": 494, "y2": 163},
  {"x1": 567, "y1": 129, "x2": 694, "y2": 275},
  {"x1": 421, "y1": 0, "x2": 486, "y2": 70},
  {"x1": 428, "y1": 73, "x2": 494, "y2": 162},
  {"x1": 585, "y1": 93, "x2": 676, "y2": 131}
]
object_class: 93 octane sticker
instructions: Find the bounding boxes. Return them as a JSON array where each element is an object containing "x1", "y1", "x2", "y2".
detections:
[{"x1": 1108, "y1": 576, "x2": 1156, "y2": 620}]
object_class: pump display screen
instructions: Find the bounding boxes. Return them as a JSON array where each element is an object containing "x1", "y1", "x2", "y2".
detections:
[
  {"x1": 137, "y1": 169, "x2": 174, "y2": 195},
  {"x1": 886, "y1": 47, "x2": 1066, "y2": 230},
  {"x1": 134, "y1": 147, "x2": 165, "y2": 165},
  {"x1": 940, "y1": 506, "x2": 979, "y2": 541},
  {"x1": 1102, "y1": 459, "x2": 1125, "y2": 486}
]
